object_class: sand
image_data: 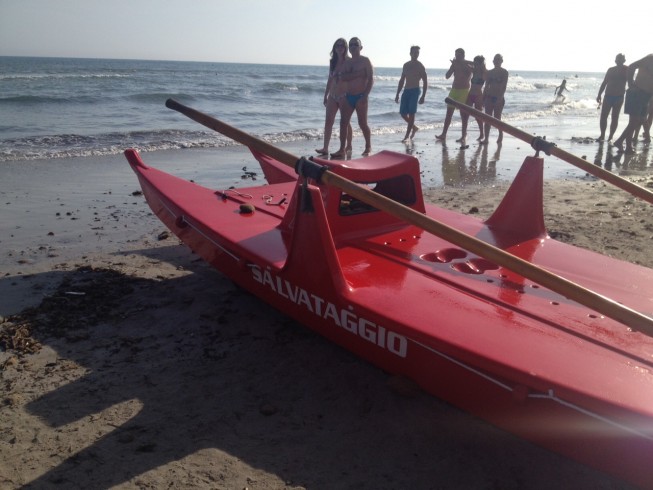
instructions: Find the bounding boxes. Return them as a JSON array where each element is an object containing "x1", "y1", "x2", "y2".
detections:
[{"x1": 2, "y1": 131, "x2": 652, "y2": 489}]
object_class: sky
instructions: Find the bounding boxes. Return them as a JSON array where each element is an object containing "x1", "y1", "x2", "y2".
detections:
[{"x1": 0, "y1": 0, "x2": 650, "y2": 73}]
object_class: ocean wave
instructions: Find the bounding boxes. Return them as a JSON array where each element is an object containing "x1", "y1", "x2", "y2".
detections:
[
  {"x1": 126, "y1": 93, "x2": 199, "y2": 104},
  {"x1": 0, "y1": 124, "x2": 411, "y2": 162},
  {"x1": 258, "y1": 81, "x2": 324, "y2": 95},
  {"x1": 375, "y1": 75, "x2": 401, "y2": 82},
  {"x1": 0, "y1": 94, "x2": 105, "y2": 105},
  {"x1": 0, "y1": 129, "x2": 235, "y2": 162},
  {"x1": 0, "y1": 72, "x2": 131, "y2": 81}
]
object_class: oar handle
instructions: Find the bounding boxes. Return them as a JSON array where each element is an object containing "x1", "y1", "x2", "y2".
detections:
[
  {"x1": 445, "y1": 97, "x2": 653, "y2": 205},
  {"x1": 166, "y1": 99, "x2": 653, "y2": 335}
]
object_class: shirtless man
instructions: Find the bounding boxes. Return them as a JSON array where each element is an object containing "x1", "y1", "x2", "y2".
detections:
[
  {"x1": 596, "y1": 53, "x2": 628, "y2": 142},
  {"x1": 332, "y1": 37, "x2": 374, "y2": 157},
  {"x1": 435, "y1": 48, "x2": 473, "y2": 144},
  {"x1": 613, "y1": 54, "x2": 653, "y2": 154},
  {"x1": 395, "y1": 46, "x2": 428, "y2": 142}
]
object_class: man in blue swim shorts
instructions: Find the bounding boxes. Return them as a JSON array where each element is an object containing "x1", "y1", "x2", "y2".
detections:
[
  {"x1": 436, "y1": 48, "x2": 473, "y2": 144},
  {"x1": 395, "y1": 46, "x2": 428, "y2": 142}
]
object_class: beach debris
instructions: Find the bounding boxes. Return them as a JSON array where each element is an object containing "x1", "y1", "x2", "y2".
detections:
[
  {"x1": 241, "y1": 166, "x2": 258, "y2": 180},
  {"x1": 157, "y1": 231, "x2": 170, "y2": 241},
  {"x1": 0, "y1": 321, "x2": 41, "y2": 356},
  {"x1": 571, "y1": 137, "x2": 596, "y2": 144},
  {"x1": 0, "y1": 266, "x2": 146, "y2": 356},
  {"x1": 239, "y1": 203, "x2": 255, "y2": 214}
]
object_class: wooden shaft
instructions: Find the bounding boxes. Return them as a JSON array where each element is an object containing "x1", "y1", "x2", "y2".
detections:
[
  {"x1": 445, "y1": 97, "x2": 653, "y2": 205},
  {"x1": 166, "y1": 98, "x2": 653, "y2": 335}
]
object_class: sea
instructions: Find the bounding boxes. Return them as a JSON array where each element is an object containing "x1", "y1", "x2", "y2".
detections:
[{"x1": 1, "y1": 56, "x2": 648, "y2": 184}]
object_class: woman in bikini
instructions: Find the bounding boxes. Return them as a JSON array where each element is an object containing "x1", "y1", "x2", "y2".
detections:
[
  {"x1": 316, "y1": 38, "x2": 352, "y2": 156},
  {"x1": 482, "y1": 54, "x2": 509, "y2": 144},
  {"x1": 463, "y1": 55, "x2": 487, "y2": 141}
]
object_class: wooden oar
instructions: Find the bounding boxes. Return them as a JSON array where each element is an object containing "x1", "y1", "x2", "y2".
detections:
[
  {"x1": 445, "y1": 96, "x2": 653, "y2": 205},
  {"x1": 165, "y1": 98, "x2": 653, "y2": 336}
]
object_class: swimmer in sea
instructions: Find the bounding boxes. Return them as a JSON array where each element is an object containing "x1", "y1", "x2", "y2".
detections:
[{"x1": 554, "y1": 79, "x2": 568, "y2": 102}]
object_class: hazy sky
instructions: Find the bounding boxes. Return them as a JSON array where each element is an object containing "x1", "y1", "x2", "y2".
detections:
[{"x1": 1, "y1": 0, "x2": 649, "y2": 73}]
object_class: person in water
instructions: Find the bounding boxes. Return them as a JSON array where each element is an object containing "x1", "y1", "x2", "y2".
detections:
[
  {"x1": 332, "y1": 37, "x2": 374, "y2": 157},
  {"x1": 481, "y1": 54, "x2": 508, "y2": 144},
  {"x1": 315, "y1": 38, "x2": 353, "y2": 156},
  {"x1": 435, "y1": 48, "x2": 473, "y2": 144},
  {"x1": 463, "y1": 55, "x2": 487, "y2": 141},
  {"x1": 596, "y1": 53, "x2": 628, "y2": 142},
  {"x1": 554, "y1": 79, "x2": 569, "y2": 101},
  {"x1": 395, "y1": 45, "x2": 428, "y2": 142},
  {"x1": 613, "y1": 53, "x2": 653, "y2": 154}
]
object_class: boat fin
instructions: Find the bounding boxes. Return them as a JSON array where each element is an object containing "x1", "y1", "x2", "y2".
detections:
[
  {"x1": 282, "y1": 183, "x2": 349, "y2": 295},
  {"x1": 485, "y1": 156, "x2": 547, "y2": 241}
]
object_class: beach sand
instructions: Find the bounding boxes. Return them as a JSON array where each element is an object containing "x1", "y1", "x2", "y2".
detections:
[{"x1": 2, "y1": 131, "x2": 652, "y2": 489}]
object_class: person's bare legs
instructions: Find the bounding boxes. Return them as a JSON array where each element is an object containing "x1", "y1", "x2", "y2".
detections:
[
  {"x1": 345, "y1": 123, "x2": 353, "y2": 152},
  {"x1": 475, "y1": 117, "x2": 484, "y2": 140},
  {"x1": 608, "y1": 102, "x2": 623, "y2": 141},
  {"x1": 355, "y1": 99, "x2": 372, "y2": 155},
  {"x1": 316, "y1": 98, "x2": 339, "y2": 154},
  {"x1": 480, "y1": 102, "x2": 495, "y2": 144},
  {"x1": 457, "y1": 113, "x2": 468, "y2": 144},
  {"x1": 598, "y1": 102, "x2": 610, "y2": 142},
  {"x1": 436, "y1": 107, "x2": 454, "y2": 140},
  {"x1": 614, "y1": 115, "x2": 642, "y2": 154},
  {"x1": 401, "y1": 113, "x2": 418, "y2": 141},
  {"x1": 494, "y1": 99, "x2": 505, "y2": 143},
  {"x1": 401, "y1": 113, "x2": 411, "y2": 141},
  {"x1": 644, "y1": 101, "x2": 653, "y2": 143},
  {"x1": 332, "y1": 101, "x2": 355, "y2": 158},
  {"x1": 410, "y1": 121, "x2": 419, "y2": 139}
]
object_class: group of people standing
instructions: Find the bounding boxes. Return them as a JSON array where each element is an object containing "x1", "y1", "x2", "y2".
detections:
[
  {"x1": 597, "y1": 53, "x2": 653, "y2": 154},
  {"x1": 317, "y1": 40, "x2": 653, "y2": 158},
  {"x1": 433, "y1": 48, "x2": 508, "y2": 146},
  {"x1": 316, "y1": 41, "x2": 508, "y2": 158}
]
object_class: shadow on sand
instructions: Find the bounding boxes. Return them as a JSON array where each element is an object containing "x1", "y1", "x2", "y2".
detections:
[{"x1": 2, "y1": 246, "x2": 633, "y2": 489}]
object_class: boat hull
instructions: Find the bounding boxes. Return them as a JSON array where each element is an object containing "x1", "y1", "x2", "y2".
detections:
[{"x1": 127, "y1": 148, "x2": 653, "y2": 488}]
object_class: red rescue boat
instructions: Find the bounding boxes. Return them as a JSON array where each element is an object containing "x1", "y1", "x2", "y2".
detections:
[{"x1": 126, "y1": 100, "x2": 653, "y2": 488}]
